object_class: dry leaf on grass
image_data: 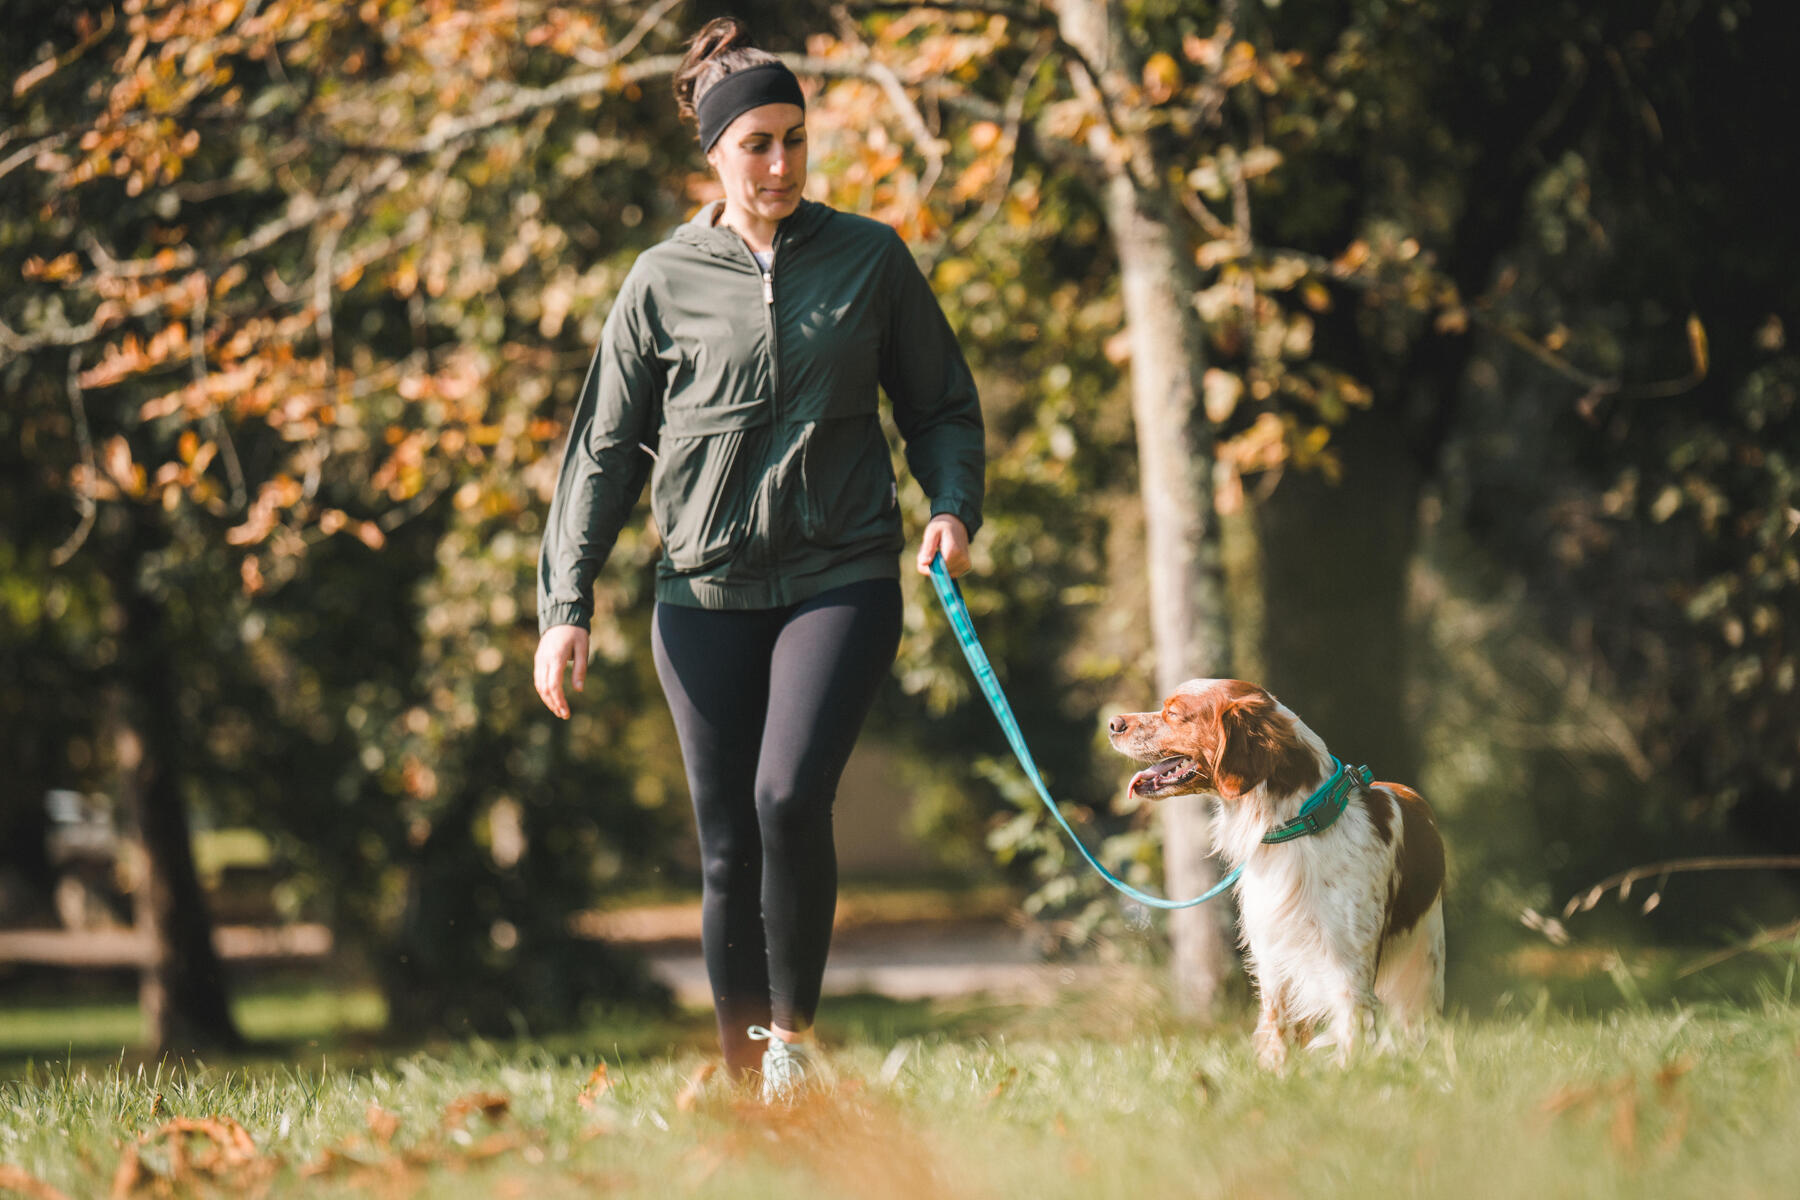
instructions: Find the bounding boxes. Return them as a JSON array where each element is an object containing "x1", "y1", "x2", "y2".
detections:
[
  {"x1": 110, "y1": 1117, "x2": 269, "y2": 1198},
  {"x1": 366, "y1": 1103, "x2": 401, "y2": 1147},
  {"x1": 108, "y1": 1144, "x2": 142, "y2": 1200},
  {"x1": 0, "y1": 1163, "x2": 76, "y2": 1200},
  {"x1": 1653, "y1": 1054, "x2": 1696, "y2": 1096},
  {"x1": 442, "y1": 1092, "x2": 511, "y2": 1130},
  {"x1": 1609, "y1": 1089, "x2": 1639, "y2": 1158},
  {"x1": 576, "y1": 1063, "x2": 612, "y2": 1109},
  {"x1": 676, "y1": 1062, "x2": 718, "y2": 1112},
  {"x1": 464, "y1": 1133, "x2": 530, "y2": 1163}
]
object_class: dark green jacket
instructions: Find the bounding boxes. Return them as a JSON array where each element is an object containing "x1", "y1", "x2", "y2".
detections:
[{"x1": 537, "y1": 199, "x2": 985, "y2": 629}]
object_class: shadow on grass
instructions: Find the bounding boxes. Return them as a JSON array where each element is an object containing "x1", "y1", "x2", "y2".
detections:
[
  {"x1": 6, "y1": 925, "x2": 1797, "y2": 1084},
  {"x1": 0, "y1": 985, "x2": 1022, "y2": 1083}
]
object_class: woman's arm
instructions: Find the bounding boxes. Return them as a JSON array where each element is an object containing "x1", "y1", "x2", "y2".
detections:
[
  {"x1": 536, "y1": 275, "x2": 664, "y2": 633},
  {"x1": 534, "y1": 274, "x2": 663, "y2": 716},
  {"x1": 877, "y1": 231, "x2": 986, "y2": 573}
]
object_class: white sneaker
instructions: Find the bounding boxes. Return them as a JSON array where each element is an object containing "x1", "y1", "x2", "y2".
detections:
[{"x1": 747, "y1": 1026, "x2": 812, "y2": 1104}]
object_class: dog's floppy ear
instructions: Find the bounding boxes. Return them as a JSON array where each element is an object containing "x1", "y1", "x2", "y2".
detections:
[{"x1": 1209, "y1": 684, "x2": 1285, "y2": 800}]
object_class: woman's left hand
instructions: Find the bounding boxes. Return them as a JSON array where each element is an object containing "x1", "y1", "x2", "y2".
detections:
[{"x1": 916, "y1": 513, "x2": 972, "y2": 578}]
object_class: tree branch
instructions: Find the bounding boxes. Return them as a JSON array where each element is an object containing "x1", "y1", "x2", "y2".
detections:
[
  {"x1": 830, "y1": 6, "x2": 948, "y2": 200},
  {"x1": 953, "y1": 29, "x2": 1056, "y2": 251},
  {"x1": 571, "y1": 0, "x2": 686, "y2": 70},
  {"x1": 0, "y1": 132, "x2": 67, "y2": 183},
  {"x1": 1562, "y1": 856, "x2": 1800, "y2": 921},
  {"x1": 189, "y1": 284, "x2": 247, "y2": 511},
  {"x1": 845, "y1": 1, "x2": 1052, "y2": 26},
  {"x1": 50, "y1": 349, "x2": 97, "y2": 567}
]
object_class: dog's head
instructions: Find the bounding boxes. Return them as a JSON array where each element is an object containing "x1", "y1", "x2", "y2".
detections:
[{"x1": 1107, "y1": 678, "x2": 1317, "y2": 801}]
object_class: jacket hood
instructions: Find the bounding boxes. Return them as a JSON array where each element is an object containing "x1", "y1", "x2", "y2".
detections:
[{"x1": 671, "y1": 198, "x2": 834, "y2": 261}]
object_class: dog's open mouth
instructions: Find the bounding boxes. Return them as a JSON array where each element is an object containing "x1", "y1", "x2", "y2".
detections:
[{"x1": 1129, "y1": 755, "x2": 1200, "y2": 798}]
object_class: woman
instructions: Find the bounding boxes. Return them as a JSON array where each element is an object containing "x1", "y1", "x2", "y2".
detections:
[{"x1": 532, "y1": 17, "x2": 985, "y2": 1100}]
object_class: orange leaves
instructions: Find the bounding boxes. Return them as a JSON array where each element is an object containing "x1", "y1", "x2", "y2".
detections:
[
  {"x1": 576, "y1": 1062, "x2": 613, "y2": 1109},
  {"x1": 442, "y1": 1091, "x2": 511, "y2": 1132},
  {"x1": 22, "y1": 253, "x2": 81, "y2": 282},
  {"x1": 1184, "y1": 30, "x2": 1226, "y2": 70},
  {"x1": 110, "y1": 1116, "x2": 269, "y2": 1198},
  {"x1": 1142, "y1": 53, "x2": 1182, "y2": 105},
  {"x1": 365, "y1": 1102, "x2": 401, "y2": 1148},
  {"x1": 300, "y1": 1088, "x2": 536, "y2": 1188},
  {"x1": 226, "y1": 476, "x2": 299, "y2": 546},
  {"x1": 0, "y1": 1164, "x2": 74, "y2": 1200},
  {"x1": 968, "y1": 121, "x2": 1003, "y2": 153},
  {"x1": 675, "y1": 1063, "x2": 717, "y2": 1113},
  {"x1": 80, "y1": 324, "x2": 190, "y2": 390},
  {"x1": 101, "y1": 436, "x2": 148, "y2": 499},
  {"x1": 524, "y1": 7, "x2": 606, "y2": 59},
  {"x1": 1539, "y1": 1057, "x2": 1697, "y2": 1164}
]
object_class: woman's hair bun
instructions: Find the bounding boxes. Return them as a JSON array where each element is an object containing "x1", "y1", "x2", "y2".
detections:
[{"x1": 673, "y1": 17, "x2": 778, "y2": 125}]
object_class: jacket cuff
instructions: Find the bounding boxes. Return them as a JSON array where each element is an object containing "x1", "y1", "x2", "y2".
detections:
[
  {"x1": 539, "y1": 602, "x2": 593, "y2": 636},
  {"x1": 930, "y1": 496, "x2": 983, "y2": 541}
]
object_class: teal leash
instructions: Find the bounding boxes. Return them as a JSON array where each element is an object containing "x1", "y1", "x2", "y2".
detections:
[{"x1": 927, "y1": 555, "x2": 1240, "y2": 910}]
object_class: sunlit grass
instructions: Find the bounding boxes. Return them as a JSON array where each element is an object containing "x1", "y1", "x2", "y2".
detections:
[{"x1": 1, "y1": 988, "x2": 1797, "y2": 1199}]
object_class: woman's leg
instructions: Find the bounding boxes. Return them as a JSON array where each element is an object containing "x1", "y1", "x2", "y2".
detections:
[
  {"x1": 651, "y1": 601, "x2": 783, "y2": 1076},
  {"x1": 755, "y1": 578, "x2": 904, "y2": 1034}
]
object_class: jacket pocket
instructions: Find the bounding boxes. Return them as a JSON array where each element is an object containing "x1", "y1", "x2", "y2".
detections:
[
  {"x1": 799, "y1": 413, "x2": 897, "y2": 546},
  {"x1": 653, "y1": 409, "x2": 767, "y2": 573}
]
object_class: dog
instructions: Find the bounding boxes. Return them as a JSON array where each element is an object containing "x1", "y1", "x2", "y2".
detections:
[{"x1": 1108, "y1": 678, "x2": 1445, "y2": 1068}]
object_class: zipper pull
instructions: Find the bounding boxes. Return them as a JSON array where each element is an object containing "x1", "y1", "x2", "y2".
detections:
[{"x1": 762, "y1": 272, "x2": 774, "y2": 305}]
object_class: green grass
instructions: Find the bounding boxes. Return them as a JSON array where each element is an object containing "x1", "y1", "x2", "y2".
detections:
[
  {"x1": 0, "y1": 983, "x2": 389, "y2": 1060},
  {"x1": 2, "y1": 986, "x2": 1798, "y2": 1199}
]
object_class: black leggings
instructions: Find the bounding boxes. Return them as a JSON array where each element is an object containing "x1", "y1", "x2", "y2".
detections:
[{"x1": 651, "y1": 577, "x2": 902, "y2": 1073}]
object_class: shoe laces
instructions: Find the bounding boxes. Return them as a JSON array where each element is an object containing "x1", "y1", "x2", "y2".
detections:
[{"x1": 747, "y1": 1026, "x2": 809, "y2": 1103}]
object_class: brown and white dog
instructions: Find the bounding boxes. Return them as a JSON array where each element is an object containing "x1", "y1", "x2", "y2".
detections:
[{"x1": 1108, "y1": 678, "x2": 1445, "y2": 1068}]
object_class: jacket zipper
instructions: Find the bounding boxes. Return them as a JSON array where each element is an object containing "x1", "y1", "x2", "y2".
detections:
[
  {"x1": 760, "y1": 232, "x2": 781, "y2": 411},
  {"x1": 755, "y1": 229, "x2": 784, "y2": 585}
]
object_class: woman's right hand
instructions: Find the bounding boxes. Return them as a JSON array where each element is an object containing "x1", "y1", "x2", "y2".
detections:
[{"x1": 534, "y1": 624, "x2": 590, "y2": 720}]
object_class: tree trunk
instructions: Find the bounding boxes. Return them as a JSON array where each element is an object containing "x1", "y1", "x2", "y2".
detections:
[
  {"x1": 1055, "y1": 0, "x2": 1234, "y2": 1018},
  {"x1": 108, "y1": 514, "x2": 242, "y2": 1053}
]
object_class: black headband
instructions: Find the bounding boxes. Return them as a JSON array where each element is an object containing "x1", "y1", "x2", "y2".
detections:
[{"x1": 696, "y1": 61, "x2": 806, "y2": 152}]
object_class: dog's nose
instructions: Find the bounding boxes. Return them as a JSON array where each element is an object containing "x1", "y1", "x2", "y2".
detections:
[{"x1": 1108, "y1": 715, "x2": 1128, "y2": 735}]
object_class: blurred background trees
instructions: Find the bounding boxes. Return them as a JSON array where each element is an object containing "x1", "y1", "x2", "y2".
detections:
[{"x1": 2, "y1": 0, "x2": 1793, "y2": 1048}]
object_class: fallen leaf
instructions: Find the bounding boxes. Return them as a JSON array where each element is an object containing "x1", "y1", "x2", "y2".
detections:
[
  {"x1": 577, "y1": 1063, "x2": 612, "y2": 1109},
  {"x1": 1539, "y1": 1081, "x2": 1603, "y2": 1117},
  {"x1": 1609, "y1": 1089, "x2": 1638, "y2": 1158},
  {"x1": 465, "y1": 1132, "x2": 529, "y2": 1162},
  {"x1": 1653, "y1": 1055, "x2": 1695, "y2": 1096},
  {"x1": 443, "y1": 1091, "x2": 510, "y2": 1130},
  {"x1": 0, "y1": 1163, "x2": 76, "y2": 1200},
  {"x1": 366, "y1": 1102, "x2": 400, "y2": 1146},
  {"x1": 676, "y1": 1062, "x2": 717, "y2": 1113},
  {"x1": 108, "y1": 1143, "x2": 142, "y2": 1199}
]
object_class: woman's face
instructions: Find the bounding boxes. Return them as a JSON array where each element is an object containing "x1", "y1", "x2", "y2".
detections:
[{"x1": 706, "y1": 102, "x2": 807, "y2": 232}]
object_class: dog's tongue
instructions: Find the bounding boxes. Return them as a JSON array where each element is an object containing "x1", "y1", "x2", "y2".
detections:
[
  {"x1": 1131, "y1": 755, "x2": 1193, "y2": 796},
  {"x1": 1123, "y1": 759, "x2": 1180, "y2": 798}
]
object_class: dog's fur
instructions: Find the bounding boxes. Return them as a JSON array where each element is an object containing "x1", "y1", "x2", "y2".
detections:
[{"x1": 1109, "y1": 678, "x2": 1445, "y2": 1068}]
